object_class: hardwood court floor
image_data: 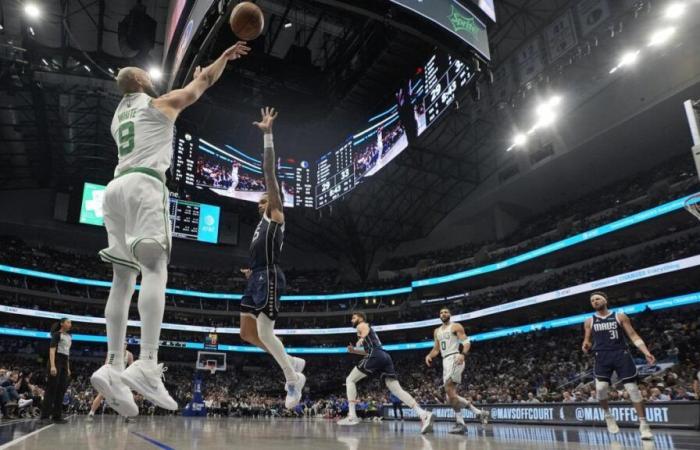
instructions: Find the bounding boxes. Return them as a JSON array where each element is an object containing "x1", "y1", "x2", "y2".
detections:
[{"x1": 0, "y1": 416, "x2": 698, "y2": 450}]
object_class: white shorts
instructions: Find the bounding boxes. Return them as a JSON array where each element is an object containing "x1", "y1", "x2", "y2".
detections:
[
  {"x1": 442, "y1": 354, "x2": 465, "y2": 386},
  {"x1": 99, "y1": 171, "x2": 171, "y2": 272}
]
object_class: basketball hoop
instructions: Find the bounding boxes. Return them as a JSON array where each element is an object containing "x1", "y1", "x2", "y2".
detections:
[
  {"x1": 206, "y1": 361, "x2": 217, "y2": 375},
  {"x1": 684, "y1": 193, "x2": 700, "y2": 221}
]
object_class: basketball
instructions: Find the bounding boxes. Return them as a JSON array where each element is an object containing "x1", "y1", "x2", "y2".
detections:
[{"x1": 229, "y1": 2, "x2": 264, "y2": 41}]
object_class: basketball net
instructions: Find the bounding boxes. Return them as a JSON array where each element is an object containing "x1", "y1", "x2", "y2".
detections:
[
  {"x1": 684, "y1": 193, "x2": 700, "y2": 221},
  {"x1": 206, "y1": 362, "x2": 216, "y2": 375}
]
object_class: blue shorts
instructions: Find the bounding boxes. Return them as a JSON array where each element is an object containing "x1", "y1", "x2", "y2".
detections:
[
  {"x1": 357, "y1": 350, "x2": 397, "y2": 381},
  {"x1": 240, "y1": 266, "x2": 285, "y2": 321},
  {"x1": 594, "y1": 349, "x2": 638, "y2": 383}
]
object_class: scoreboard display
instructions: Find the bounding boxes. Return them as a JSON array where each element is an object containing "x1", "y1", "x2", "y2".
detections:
[
  {"x1": 173, "y1": 131, "x2": 311, "y2": 208},
  {"x1": 79, "y1": 183, "x2": 221, "y2": 244},
  {"x1": 403, "y1": 51, "x2": 475, "y2": 137},
  {"x1": 169, "y1": 193, "x2": 220, "y2": 244},
  {"x1": 315, "y1": 140, "x2": 355, "y2": 209},
  {"x1": 169, "y1": 49, "x2": 476, "y2": 211}
]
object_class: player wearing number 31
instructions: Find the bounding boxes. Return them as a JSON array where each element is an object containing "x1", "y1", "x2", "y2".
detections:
[
  {"x1": 582, "y1": 291, "x2": 656, "y2": 440},
  {"x1": 90, "y1": 42, "x2": 250, "y2": 418}
]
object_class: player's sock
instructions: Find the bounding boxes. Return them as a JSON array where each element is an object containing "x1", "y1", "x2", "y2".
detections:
[
  {"x1": 104, "y1": 266, "x2": 136, "y2": 371},
  {"x1": 385, "y1": 379, "x2": 425, "y2": 416},
  {"x1": 348, "y1": 401, "x2": 357, "y2": 418},
  {"x1": 133, "y1": 242, "x2": 168, "y2": 365},
  {"x1": 256, "y1": 315, "x2": 297, "y2": 383},
  {"x1": 455, "y1": 410, "x2": 465, "y2": 425},
  {"x1": 457, "y1": 396, "x2": 482, "y2": 415}
]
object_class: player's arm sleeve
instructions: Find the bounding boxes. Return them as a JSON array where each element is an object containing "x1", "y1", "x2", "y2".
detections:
[{"x1": 262, "y1": 134, "x2": 284, "y2": 220}]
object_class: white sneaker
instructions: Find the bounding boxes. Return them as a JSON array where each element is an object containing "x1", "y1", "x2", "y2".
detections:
[
  {"x1": 640, "y1": 421, "x2": 653, "y2": 440},
  {"x1": 90, "y1": 364, "x2": 139, "y2": 417},
  {"x1": 420, "y1": 411, "x2": 435, "y2": 434},
  {"x1": 479, "y1": 410, "x2": 490, "y2": 425},
  {"x1": 337, "y1": 416, "x2": 361, "y2": 426},
  {"x1": 86, "y1": 414, "x2": 94, "y2": 422},
  {"x1": 120, "y1": 360, "x2": 178, "y2": 411},
  {"x1": 292, "y1": 357, "x2": 306, "y2": 374},
  {"x1": 605, "y1": 413, "x2": 620, "y2": 434},
  {"x1": 285, "y1": 372, "x2": 306, "y2": 409}
]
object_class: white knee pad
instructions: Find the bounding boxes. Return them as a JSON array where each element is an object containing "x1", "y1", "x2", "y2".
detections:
[
  {"x1": 596, "y1": 380, "x2": 610, "y2": 401},
  {"x1": 133, "y1": 239, "x2": 167, "y2": 270},
  {"x1": 624, "y1": 383, "x2": 643, "y2": 403}
]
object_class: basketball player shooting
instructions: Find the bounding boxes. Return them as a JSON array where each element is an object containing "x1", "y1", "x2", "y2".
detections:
[
  {"x1": 582, "y1": 291, "x2": 655, "y2": 440},
  {"x1": 90, "y1": 41, "x2": 250, "y2": 417},
  {"x1": 339, "y1": 312, "x2": 435, "y2": 434},
  {"x1": 238, "y1": 107, "x2": 306, "y2": 409},
  {"x1": 425, "y1": 307, "x2": 489, "y2": 434}
]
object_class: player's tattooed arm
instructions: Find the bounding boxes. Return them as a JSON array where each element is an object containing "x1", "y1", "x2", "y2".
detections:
[
  {"x1": 154, "y1": 41, "x2": 250, "y2": 120},
  {"x1": 425, "y1": 329, "x2": 440, "y2": 367},
  {"x1": 254, "y1": 107, "x2": 284, "y2": 223},
  {"x1": 582, "y1": 317, "x2": 593, "y2": 353},
  {"x1": 618, "y1": 312, "x2": 656, "y2": 365}
]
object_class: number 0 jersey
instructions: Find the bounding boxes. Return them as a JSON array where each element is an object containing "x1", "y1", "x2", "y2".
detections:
[
  {"x1": 591, "y1": 312, "x2": 628, "y2": 352},
  {"x1": 110, "y1": 93, "x2": 173, "y2": 177},
  {"x1": 437, "y1": 323, "x2": 461, "y2": 358}
]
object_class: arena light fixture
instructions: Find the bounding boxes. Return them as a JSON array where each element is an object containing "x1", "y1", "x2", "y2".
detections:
[
  {"x1": 83, "y1": 65, "x2": 91, "y2": 72},
  {"x1": 664, "y1": 2, "x2": 686, "y2": 19},
  {"x1": 284, "y1": 22, "x2": 293, "y2": 28},
  {"x1": 148, "y1": 67, "x2": 163, "y2": 81},
  {"x1": 24, "y1": 3, "x2": 41, "y2": 19},
  {"x1": 648, "y1": 27, "x2": 676, "y2": 47},
  {"x1": 512, "y1": 133, "x2": 527, "y2": 147}
]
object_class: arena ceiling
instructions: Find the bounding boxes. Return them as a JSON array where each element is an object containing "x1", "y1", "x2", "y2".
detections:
[{"x1": 0, "y1": 0, "x2": 665, "y2": 277}]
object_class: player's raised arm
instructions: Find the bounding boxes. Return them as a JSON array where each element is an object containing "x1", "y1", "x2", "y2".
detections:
[
  {"x1": 153, "y1": 41, "x2": 250, "y2": 120},
  {"x1": 618, "y1": 312, "x2": 656, "y2": 365},
  {"x1": 582, "y1": 317, "x2": 593, "y2": 353},
  {"x1": 253, "y1": 107, "x2": 284, "y2": 223},
  {"x1": 425, "y1": 329, "x2": 440, "y2": 367}
]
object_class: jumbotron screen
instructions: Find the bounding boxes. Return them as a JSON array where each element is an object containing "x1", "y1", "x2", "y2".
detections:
[
  {"x1": 172, "y1": 132, "x2": 310, "y2": 208},
  {"x1": 78, "y1": 182, "x2": 221, "y2": 244},
  {"x1": 171, "y1": 49, "x2": 473, "y2": 210}
]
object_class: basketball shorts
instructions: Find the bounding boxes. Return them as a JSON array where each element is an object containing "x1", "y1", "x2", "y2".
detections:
[
  {"x1": 357, "y1": 350, "x2": 397, "y2": 381},
  {"x1": 442, "y1": 353, "x2": 465, "y2": 386},
  {"x1": 99, "y1": 170, "x2": 171, "y2": 272},
  {"x1": 594, "y1": 349, "x2": 638, "y2": 383},
  {"x1": 240, "y1": 266, "x2": 285, "y2": 321}
]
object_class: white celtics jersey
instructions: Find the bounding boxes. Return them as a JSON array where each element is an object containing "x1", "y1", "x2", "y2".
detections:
[
  {"x1": 437, "y1": 323, "x2": 460, "y2": 358},
  {"x1": 110, "y1": 93, "x2": 173, "y2": 177}
]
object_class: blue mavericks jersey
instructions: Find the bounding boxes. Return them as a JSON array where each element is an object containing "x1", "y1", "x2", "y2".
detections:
[
  {"x1": 361, "y1": 326, "x2": 384, "y2": 354},
  {"x1": 592, "y1": 313, "x2": 628, "y2": 352},
  {"x1": 249, "y1": 215, "x2": 284, "y2": 270}
]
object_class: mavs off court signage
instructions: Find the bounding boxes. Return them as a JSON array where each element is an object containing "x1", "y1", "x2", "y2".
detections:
[{"x1": 384, "y1": 402, "x2": 700, "y2": 429}]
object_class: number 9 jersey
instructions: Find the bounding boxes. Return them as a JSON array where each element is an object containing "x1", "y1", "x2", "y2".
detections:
[{"x1": 110, "y1": 93, "x2": 174, "y2": 178}]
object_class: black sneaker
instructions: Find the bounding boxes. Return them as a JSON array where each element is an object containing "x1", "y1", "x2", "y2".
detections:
[{"x1": 52, "y1": 418, "x2": 69, "y2": 424}]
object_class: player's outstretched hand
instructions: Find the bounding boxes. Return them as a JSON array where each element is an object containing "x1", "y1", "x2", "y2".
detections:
[
  {"x1": 222, "y1": 41, "x2": 250, "y2": 61},
  {"x1": 253, "y1": 107, "x2": 278, "y2": 133},
  {"x1": 645, "y1": 353, "x2": 656, "y2": 366},
  {"x1": 425, "y1": 354, "x2": 433, "y2": 367},
  {"x1": 240, "y1": 268, "x2": 252, "y2": 279}
]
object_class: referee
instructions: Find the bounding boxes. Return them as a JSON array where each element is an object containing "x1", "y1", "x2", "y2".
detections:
[{"x1": 41, "y1": 318, "x2": 72, "y2": 424}]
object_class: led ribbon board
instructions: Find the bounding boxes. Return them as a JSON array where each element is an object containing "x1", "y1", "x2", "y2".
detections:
[
  {"x1": 2, "y1": 291, "x2": 698, "y2": 354},
  {"x1": 1, "y1": 193, "x2": 697, "y2": 299},
  {"x1": 2, "y1": 255, "x2": 699, "y2": 335}
]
